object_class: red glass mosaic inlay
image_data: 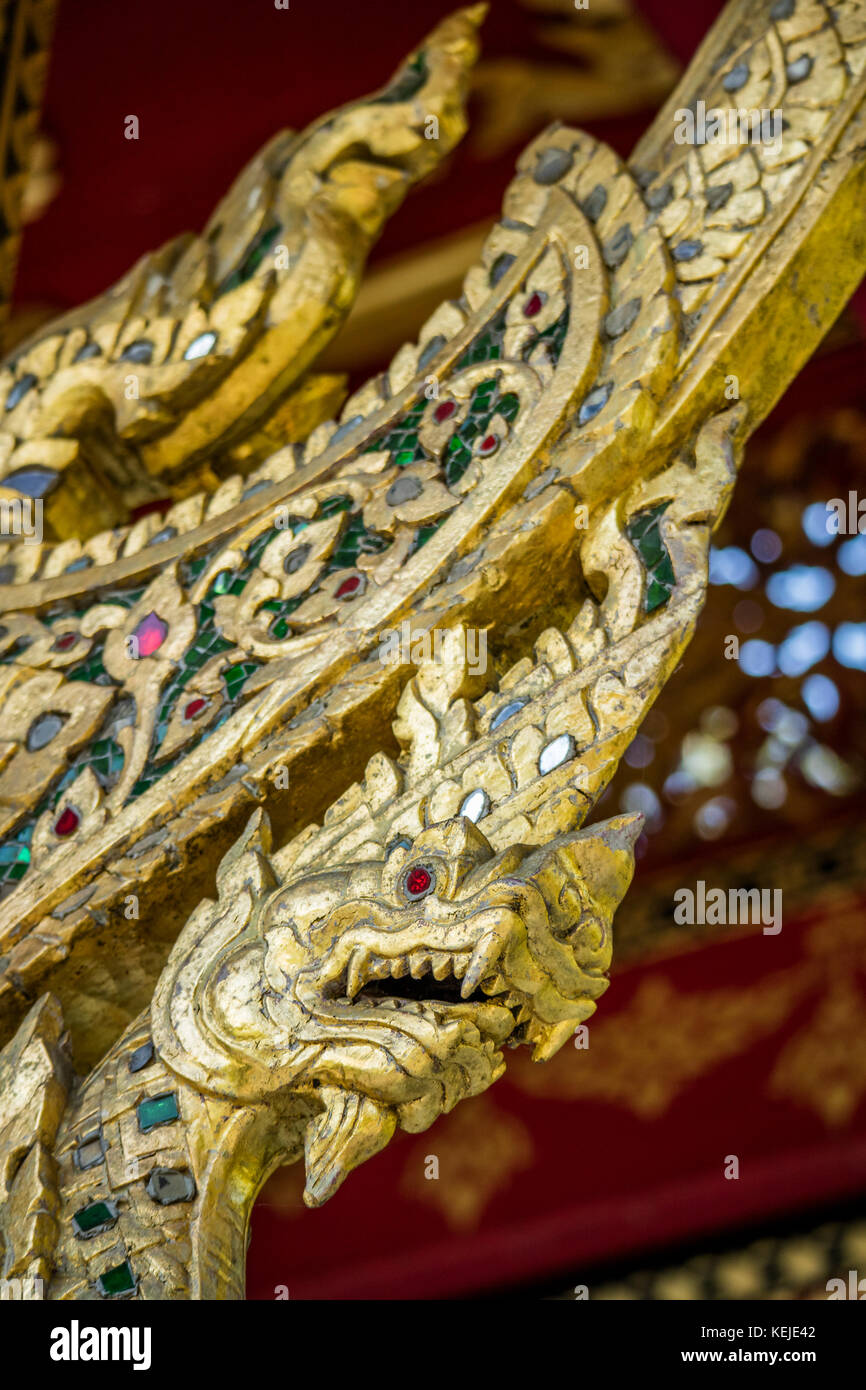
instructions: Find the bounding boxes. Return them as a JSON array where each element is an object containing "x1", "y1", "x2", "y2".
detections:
[
  {"x1": 335, "y1": 575, "x2": 362, "y2": 600},
  {"x1": 54, "y1": 806, "x2": 80, "y2": 837}
]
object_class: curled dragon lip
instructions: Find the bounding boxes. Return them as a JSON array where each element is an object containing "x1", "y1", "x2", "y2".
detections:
[{"x1": 284, "y1": 972, "x2": 513, "y2": 1110}]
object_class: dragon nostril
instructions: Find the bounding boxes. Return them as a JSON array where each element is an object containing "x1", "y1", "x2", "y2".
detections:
[{"x1": 404, "y1": 865, "x2": 433, "y2": 899}]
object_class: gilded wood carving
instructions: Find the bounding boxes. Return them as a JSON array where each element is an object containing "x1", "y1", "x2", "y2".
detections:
[{"x1": 0, "y1": 0, "x2": 864, "y2": 1300}]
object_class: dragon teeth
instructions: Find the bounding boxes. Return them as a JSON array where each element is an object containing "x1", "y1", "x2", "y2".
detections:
[
  {"x1": 346, "y1": 948, "x2": 368, "y2": 999},
  {"x1": 388, "y1": 957, "x2": 409, "y2": 979},
  {"x1": 368, "y1": 956, "x2": 390, "y2": 979},
  {"x1": 431, "y1": 952, "x2": 452, "y2": 980},
  {"x1": 452, "y1": 956, "x2": 468, "y2": 978},
  {"x1": 409, "y1": 953, "x2": 429, "y2": 979},
  {"x1": 460, "y1": 930, "x2": 502, "y2": 1000}
]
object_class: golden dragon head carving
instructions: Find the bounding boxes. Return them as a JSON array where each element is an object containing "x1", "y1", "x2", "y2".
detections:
[{"x1": 152, "y1": 806, "x2": 639, "y2": 1205}]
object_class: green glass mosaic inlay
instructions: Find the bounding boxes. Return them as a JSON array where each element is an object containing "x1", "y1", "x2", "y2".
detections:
[
  {"x1": 137, "y1": 1091, "x2": 180, "y2": 1133},
  {"x1": 457, "y1": 307, "x2": 507, "y2": 368},
  {"x1": 129, "y1": 531, "x2": 288, "y2": 799},
  {"x1": 73, "y1": 1200, "x2": 118, "y2": 1238},
  {"x1": 65, "y1": 641, "x2": 109, "y2": 684},
  {"x1": 97, "y1": 1260, "x2": 136, "y2": 1298},
  {"x1": 443, "y1": 377, "x2": 512, "y2": 488},
  {"x1": 318, "y1": 494, "x2": 354, "y2": 517},
  {"x1": 535, "y1": 308, "x2": 569, "y2": 360},
  {"x1": 2, "y1": 297, "x2": 574, "y2": 893},
  {"x1": 82, "y1": 737, "x2": 124, "y2": 784},
  {"x1": 103, "y1": 587, "x2": 146, "y2": 611},
  {"x1": 380, "y1": 51, "x2": 427, "y2": 104},
  {"x1": 331, "y1": 513, "x2": 389, "y2": 568},
  {"x1": 183, "y1": 553, "x2": 211, "y2": 584},
  {"x1": 217, "y1": 222, "x2": 282, "y2": 297},
  {"x1": 262, "y1": 597, "x2": 302, "y2": 640},
  {"x1": 0, "y1": 724, "x2": 125, "y2": 897},
  {"x1": 364, "y1": 400, "x2": 426, "y2": 466},
  {"x1": 0, "y1": 824, "x2": 32, "y2": 890},
  {"x1": 410, "y1": 518, "x2": 446, "y2": 555},
  {"x1": 223, "y1": 660, "x2": 261, "y2": 701},
  {"x1": 627, "y1": 503, "x2": 676, "y2": 613}
]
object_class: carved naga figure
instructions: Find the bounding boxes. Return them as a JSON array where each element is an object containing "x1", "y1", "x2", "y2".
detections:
[{"x1": 0, "y1": 1, "x2": 864, "y2": 1300}]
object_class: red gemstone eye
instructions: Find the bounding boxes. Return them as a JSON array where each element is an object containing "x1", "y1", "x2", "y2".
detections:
[
  {"x1": 183, "y1": 696, "x2": 207, "y2": 721},
  {"x1": 477, "y1": 433, "x2": 499, "y2": 457},
  {"x1": 523, "y1": 291, "x2": 545, "y2": 318},
  {"x1": 53, "y1": 631, "x2": 78, "y2": 651},
  {"x1": 405, "y1": 865, "x2": 433, "y2": 898},
  {"x1": 433, "y1": 399, "x2": 456, "y2": 424}
]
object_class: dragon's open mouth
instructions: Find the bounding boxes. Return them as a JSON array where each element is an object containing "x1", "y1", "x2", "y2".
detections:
[{"x1": 323, "y1": 947, "x2": 530, "y2": 1039}]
